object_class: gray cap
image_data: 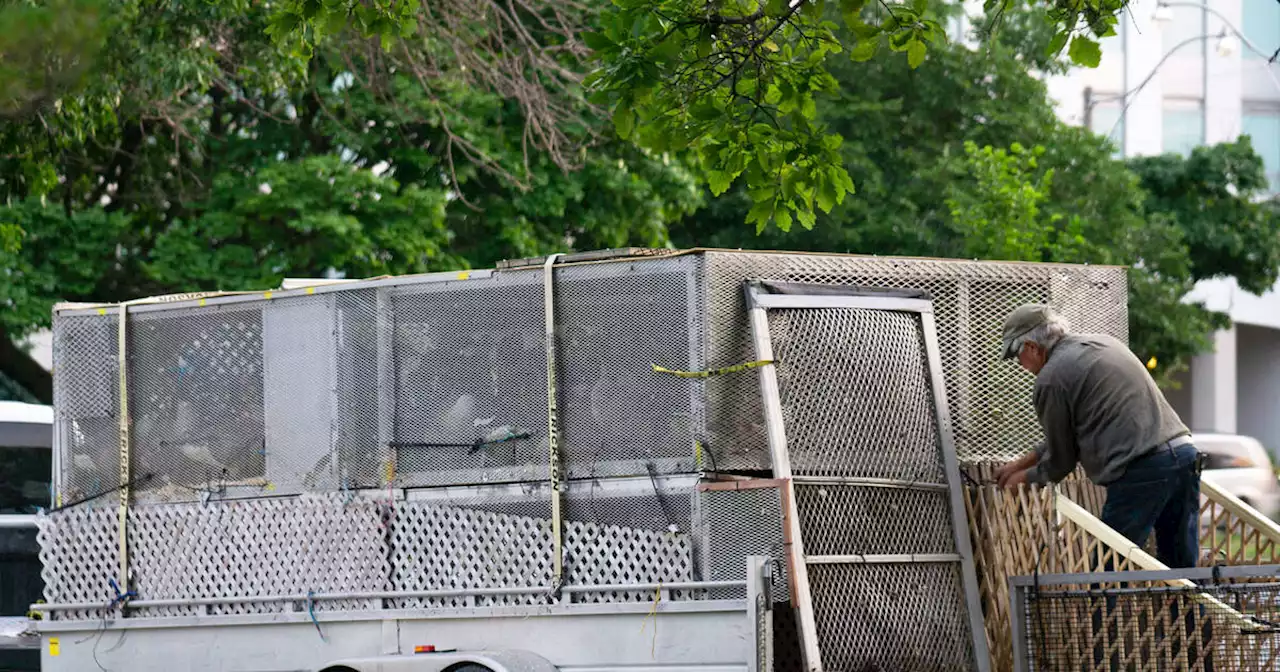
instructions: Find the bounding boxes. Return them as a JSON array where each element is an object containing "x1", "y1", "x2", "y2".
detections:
[{"x1": 1001, "y1": 304, "x2": 1057, "y2": 360}]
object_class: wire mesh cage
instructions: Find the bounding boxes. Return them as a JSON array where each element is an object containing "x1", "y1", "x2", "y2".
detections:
[{"x1": 41, "y1": 248, "x2": 1128, "y2": 627}]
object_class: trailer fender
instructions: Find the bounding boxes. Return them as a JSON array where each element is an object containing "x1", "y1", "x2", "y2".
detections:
[{"x1": 317, "y1": 649, "x2": 557, "y2": 672}]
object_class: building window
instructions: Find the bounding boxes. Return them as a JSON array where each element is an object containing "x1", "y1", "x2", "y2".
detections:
[
  {"x1": 1242, "y1": 0, "x2": 1280, "y2": 60},
  {"x1": 1089, "y1": 102, "x2": 1125, "y2": 157},
  {"x1": 1163, "y1": 105, "x2": 1204, "y2": 156},
  {"x1": 1163, "y1": 4, "x2": 1206, "y2": 56},
  {"x1": 1242, "y1": 112, "x2": 1280, "y2": 192}
]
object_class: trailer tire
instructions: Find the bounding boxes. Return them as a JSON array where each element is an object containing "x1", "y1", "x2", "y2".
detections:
[
  {"x1": 319, "y1": 667, "x2": 359, "y2": 672},
  {"x1": 443, "y1": 664, "x2": 494, "y2": 672}
]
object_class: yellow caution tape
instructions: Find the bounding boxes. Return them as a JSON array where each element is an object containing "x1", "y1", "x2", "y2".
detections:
[{"x1": 651, "y1": 360, "x2": 774, "y2": 379}]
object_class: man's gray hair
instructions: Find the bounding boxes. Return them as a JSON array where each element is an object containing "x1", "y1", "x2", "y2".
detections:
[{"x1": 1013, "y1": 313, "x2": 1071, "y2": 354}]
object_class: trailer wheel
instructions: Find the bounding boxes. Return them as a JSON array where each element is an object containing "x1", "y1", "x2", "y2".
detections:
[
  {"x1": 319, "y1": 667, "x2": 359, "y2": 672},
  {"x1": 443, "y1": 664, "x2": 494, "y2": 672}
]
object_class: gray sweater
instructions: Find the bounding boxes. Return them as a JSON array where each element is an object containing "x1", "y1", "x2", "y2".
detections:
[{"x1": 1024, "y1": 333, "x2": 1189, "y2": 486}]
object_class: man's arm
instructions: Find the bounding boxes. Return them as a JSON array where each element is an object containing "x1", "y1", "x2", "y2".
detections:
[{"x1": 1024, "y1": 384, "x2": 1079, "y2": 485}]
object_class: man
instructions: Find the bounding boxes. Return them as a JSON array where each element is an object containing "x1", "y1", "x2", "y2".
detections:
[{"x1": 992, "y1": 304, "x2": 1201, "y2": 568}]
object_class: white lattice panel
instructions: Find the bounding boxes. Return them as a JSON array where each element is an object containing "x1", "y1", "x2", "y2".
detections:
[
  {"x1": 565, "y1": 520, "x2": 694, "y2": 603},
  {"x1": 389, "y1": 502, "x2": 554, "y2": 608},
  {"x1": 36, "y1": 506, "x2": 117, "y2": 621},
  {"x1": 127, "y1": 495, "x2": 388, "y2": 617}
]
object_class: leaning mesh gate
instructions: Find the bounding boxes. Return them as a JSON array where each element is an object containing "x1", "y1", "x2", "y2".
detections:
[{"x1": 746, "y1": 282, "x2": 991, "y2": 672}]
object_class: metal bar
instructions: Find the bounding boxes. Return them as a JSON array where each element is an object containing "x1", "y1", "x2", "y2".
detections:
[
  {"x1": 920, "y1": 310, "x2": 993, "y2": 672},
  {"x1": 0, "y1": 515, "x2": 36, "y2": 529},
  {"x1": 745, "y1": 282, "x2": 822, "y2": 672},
  {"x1": 791, "y1": 475, "x2": 948, "y2": 491},
  {"x1": 697, "y1": 478, "x2": 787, "y2": 492},
  {"x1": 749, "y1": 294, "x2": 934, "y2": 313},
  {"x1": 1006, "y1": 563, "x2": 1280, "y2": 588},
  {"x1": 1012, "y1": 581, "x2": 1280, "y2": 599},
  {"x1": 543, "y1": 253, "x2": 565, "y2": 589},
  {"x1": 1008, "y1": 579, "x2": 1030, "y2": 672},
  {"x1": 805, "y1": 553, "x2": 961, "y2": 564},
  {"x1": 746, "y1": 556, "x2": 769, "y2": 672},
  {"x1": 36, "y1": 600, "x2": 749, "y2": 633},
  {"x1": 57, "y1": 269, "x2": 498, "y2": 317},
  {"x1": 33, "y1": 580, "x2": 750, "y2": 611}
]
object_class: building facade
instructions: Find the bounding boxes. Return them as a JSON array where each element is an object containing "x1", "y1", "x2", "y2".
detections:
[{"x1": 1045, "y1": 0, "x2": 1280, "y2": 458}]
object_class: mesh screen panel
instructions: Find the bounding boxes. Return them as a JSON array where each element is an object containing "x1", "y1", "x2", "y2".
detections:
[
  {"x1": 699, "y1": 483, "x2": 788, "y2": 600},
  {"x1": 52, "y1": 313, "x2": 121, "y2": 507},
  {"x1": 808, "y1": 562, "x2": 975, "y2": 671},
  {"x1": 554, "y1": 258, "x2": 702, "y2": 478},
  {"x1": 1018, "y1": 581, "x2": 1280, "y2": 671},
  {"x1": 702, "y1": 251, "x2": 1127, "y2": 467},
  {"x1": 793, "y1": 484, "x2": 955, "y2": 557},
  {"x1": 127, "y1": 305, "x2": 267, "y2": 503},
  {"x1": 333, "y1": 289, "x2": 382, "y2": 488},
  {"x1": 769, "y1": 308, "x2": 945, "y2": 481},
  {"x1": 390, "y1": 274, "x2": 549, "y2": 486}
]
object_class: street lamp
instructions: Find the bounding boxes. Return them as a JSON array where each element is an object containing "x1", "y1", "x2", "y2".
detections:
[{"x1": 1151, "y1": 1, "x2": 1268, "y2": 60}]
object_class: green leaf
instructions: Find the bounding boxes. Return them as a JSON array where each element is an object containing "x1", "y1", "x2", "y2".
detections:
[
  {"x1": 907, "y1": 40, "x2": 926, "y2": 69},
  {"x1": 850, "y1": 39, "x2": 878, "y2": 62},
  {"x1": 581, "y1": 31, "x2": 614, "y2": 51},
  {"x1": 816, "y1": 177, "x2": 838, "y2": 213},
  {"x1": 708, "y1": 170, "x2": 735, "y2": 196},
  {"x1": 775, "y1": 208, "x2": 793, "y2": 232},
  {"x1": 1047, "y1": 30, "x2": 1069, "y2": 56},
  {"x1": 796, "y1": 207, "x2": 817, "y2": 230},
  {"x1": 1068, "y1": 35, "x2": 1102, "y2": 68},
  {"x1": 612, "y1": 100, "x2": 635, "y2": 139}
]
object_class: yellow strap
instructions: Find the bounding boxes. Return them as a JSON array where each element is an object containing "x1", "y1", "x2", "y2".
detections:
[
  {"x1": 651, "y1": 359, "x2": 774, "y2": 379},
  {"x1": 116, "y1": 303, "x2": 131, "y2": 592}
]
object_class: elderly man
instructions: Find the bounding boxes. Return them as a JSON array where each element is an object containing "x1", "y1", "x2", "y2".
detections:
[{"x1": 993, "y1": 304, "x2": 1201, "y2": 568}]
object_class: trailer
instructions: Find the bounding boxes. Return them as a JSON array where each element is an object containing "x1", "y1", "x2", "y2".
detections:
[{"x1": 33, "y1": 248, "x2": 1128, "y2": 671}]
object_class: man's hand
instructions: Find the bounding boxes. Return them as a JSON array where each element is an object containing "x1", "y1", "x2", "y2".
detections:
[
  {"x1": 994, "y1": 450, "x2": 1038, "y2": 486},
  {"x1": 998, "y1": 469, "x2": 1029, "y2": 488}
]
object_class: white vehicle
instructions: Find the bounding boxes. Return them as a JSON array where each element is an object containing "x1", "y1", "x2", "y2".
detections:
[
  {"x1": 0, "y1": 400, "x2": 51, "y2": 671},
  {"x1": 1194, "y1": 432, "x2": 1280, "y2": 520}
]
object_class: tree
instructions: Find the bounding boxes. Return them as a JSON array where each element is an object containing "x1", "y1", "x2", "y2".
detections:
[
  {"x1": 670, "y1": 19, "x2": 1280, "y2": 388},
  {"x1": 256, "y1": 0, "x2": 1130, "y2": 233},
  {"x1": 0, "y1": 0, "x2": 701, "y2": 342}
]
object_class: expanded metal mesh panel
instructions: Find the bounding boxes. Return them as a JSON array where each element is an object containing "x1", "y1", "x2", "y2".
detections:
[
  {"x1": 793, "y1": 484, "x2": 955, "y2": 557},
  {"x1": 554, "y1": 258, "x2": 702, "y2": 478},
  {"x1": 701, "y1": 251, "x2": 1127, "y2": 466},
  {"x1": 769, "y1": 308, "x2": 945, "y2": 481},
  {"x1": 1018, "y1": 580, "x2": 1280, "y2": 671},
  {"x1": 807, "y1": 562, "x2": 975, "y2": 672},
  {"x1": 699, "y1": 483, "x2": 788, "y2": 601},
  {"x1": 390, "y1": 274, "x2": 548, "y2": 486},
  {"x1": 52, "y1": 313, "x2": 121, "y2": 507},
  {"x1": 333, "y1": 289, "x2": 382, "y2": 488},
  {"x1": 127, "y1": 305, "x2": 267, "y2": 503}
]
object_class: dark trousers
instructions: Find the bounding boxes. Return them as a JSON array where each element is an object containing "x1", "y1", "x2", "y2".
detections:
[
  {"x1": 1100, "y1": 442, "x2": 1201, "y2": 568},
  {"x1": 1090, "y1": 443, "x2": 1209, "y2": 670}
]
